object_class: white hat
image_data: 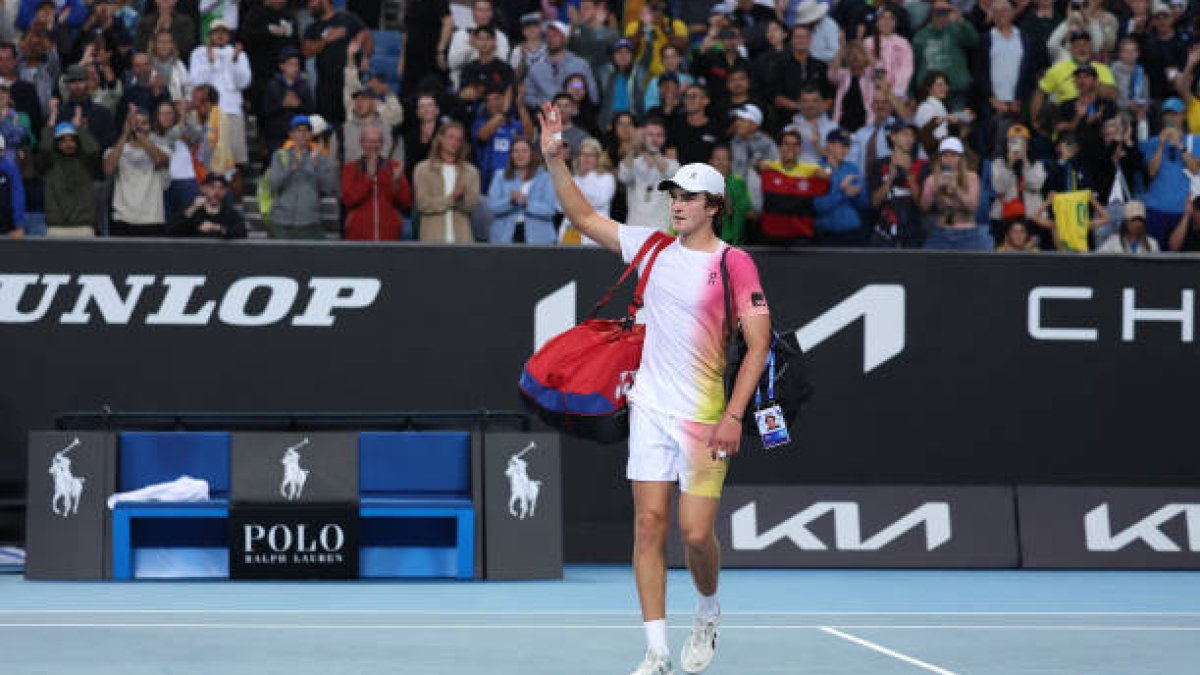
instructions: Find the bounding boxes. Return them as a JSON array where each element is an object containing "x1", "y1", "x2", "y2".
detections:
[
  {"x1": 308, "y1": 114, "x2": 329, "y2": 136},
  {"x1": 657, "y1": 163, "x2": 726, "y2": 196},
  {"x1": 210, "y1": 18, "x2": 233, "y2": 32},
  {"x1": 733, "y1": 103, "x2": 763, "y2": 126},
  {"x1": 793, "y1": 0, "x2": 829, "y2": 25},
  {"x1": 544, "y1": 20, "x2": 570, "y2": 36},
  {"x1": 939, "y1": 136, "x2": 964, "y2": 154}
]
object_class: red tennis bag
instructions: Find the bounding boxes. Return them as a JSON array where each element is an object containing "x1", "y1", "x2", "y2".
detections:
[{"x1": 518, "y1": 231, "x2": 674, "y2": 443}]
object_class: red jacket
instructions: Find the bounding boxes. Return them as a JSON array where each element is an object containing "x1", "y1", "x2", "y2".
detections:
[{"x1": 341, "y1": 159, "x2": 412, "y2": 241}]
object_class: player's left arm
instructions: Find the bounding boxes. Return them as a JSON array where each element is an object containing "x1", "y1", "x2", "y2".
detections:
[{"x1": 709, "y1": 313, "x2": 771, "y2": 459}]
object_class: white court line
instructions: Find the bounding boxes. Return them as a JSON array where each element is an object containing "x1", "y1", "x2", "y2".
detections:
[
  {"x1": 1, "y1": 622, "x2": 1199, "y2": 631},
  {"x1": 3, "y1": 609, "x2": 1200, "y2": 615},
  {"x1": 820, "y1": 626, "x2": 958, "y2": 675}
]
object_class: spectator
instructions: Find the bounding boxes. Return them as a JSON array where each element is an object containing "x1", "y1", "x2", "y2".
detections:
[
  {"x1": 990, "y1": 124, "x2": 1047, "y2": 234},
  {"x1": 459, "y1": 25, "x2": 517, "y2": 100},
  {"x1": 104, "y1": 103, "x2": 171, "y2": 235},
  {"x1": 1031, "y1": 31, "x2": 1117, "y2": 137},
  {"x1": 73, "y1": 0, "x2": 131, "y2": 70},
  {"x1": 135, "y1": 0, "x2": 196, "y2": 58},
  {"x1": 914, "y1": 70, "x2": 952, "y2": 152},
  {"x1": 1110, "y1": 37, "x2": 1148, "y2": 113},
  {"x1": 58, "y1": 63, "x2": 116, "y2": 146},
  {"x1": 341, "y1": 125, "x2": 412, "y2": 241},
  {"x1": 1168, "y1": 196, "x2": 1200, "y2": 251},
  {"x1": 1046, "y1": 3, "x2": 1109, "y2": 65},
  {"x1": 241, "y1": 0, "x2": 297, "y2": 127},
  {"x1": 401, "y1": 92, "x2": 443, "y2": 185},
  {"x1": 868, "y1": 119, "x2": 925, "y2": 247},
  {"x1": 80, "y1": 32, "x2": 122, "y2": 111},
  {"x1": 772, "y1": 25, "x2": 829, "y2": 120},
  {"x1": 562, "y1": 73, "x2": 600, "y2": 139},
  {"x1": 911, "y1": 1, "x2": 977, "y2": 104},
  {"x1": 643, "y1": 71, "x2": 683, "y2": 123},
  {"x1": 851, "y1": 87, "x2": 898, "y2": 187},
  {"x1": 447, "y1": 0, "x2": 511, "y2": 91},
  {"x1": 1033, "y1": 188, "x2": 1111, "y2": 251},
  {"x1": 510, "y1": 12, "x2": 547, "y2": 84},
  {"x1": 602, "y1": 110, "x2": 635, "y2": 222},
  {"x1": 802, "y1": 0, "x2": 843, "y2": 64},
  {"x1": 0, "y1": 42, "x2": 44, "y2": 133},
  {"x1": 750, "y1": 18, "x2": 787, "y2": 123},
  {"x1": 1018, "y1": 0, "x2": 1063, "y2": 60},
  {"x1": 118, "y1": 52, "x2": 171, "y2": 130},
  {"x1": 170, "y1": 172, "x2": 246, "y2": 237},
  {"x1": 19, "y1": 24, "x2": 60, "y2": 114},
  {"x1": 401, "y1": 0, "x2": 450, "y2": 93},
  {"x1": 758, "y1": 129, "x2": 829, "y2": 244},
  {"x1": 973, "y1": 0, "x2": 1041, "y2": 153},
  {"x1": 996, "y1": 219, "x2": 1038, "y2": 251},
  {"x1": 728, "y1": 102, "x2": 776, "y2": 214},
  {"x1": 303, "y1": 0, "x2": 370, "y2": 128},
  {"x1": 1095, "y1": 114, "x2": 1144, "y2": 243},
  {"x1": 1140, "y1": 2, "x2": 1188, "y2": 101},
  {"x1": 863, "y1": 5, "x2": 913, "y2": 99},
  {"x1": 412, "y1": 121, "x2": 480, "y2": 243},
  {"x1": 622, "y1": 0, "x2": 687, "y2": 80},
  {"x1": 148, "y1": 29, "x2": 191, "y2": 102},
  {"x1": 568, "y1": 0, "x2": 618, "y2": 77},
  {"x1": 1055, "y1": 63, "x2": 1115, "y2": 177},
  {"x1": 1096, "y1": 199, "x2": 1159, "y2": 253},
  {"x1": 710, "y1": 143, "x2": 752, "y2": 245},
  {"x1": 260, "y1": 46, "x2": 313, "y2": 156},
  {"x1": 265, "y1": 115, "x2": 337, "y2": 239},
  {"x1": 157, "y1": 99, "x2": 200, "y2": 225},
  {"x1": 0, "y1": 135, "x2": 25, "y2": 238},
  {"x1": 691, "y1": 24, "x2": 749, "y2": 110},
  {"x1": 333, "y1": 62, "x2": 404, "y2": 165},
  {"x1": 617, "y1": 116, "x2": 677, "y2": 230},
  {"x1": 188, "y1": 19, "x2": 249, "y2": 198},
  {"x1": 560, "y1": 136, "x2": 614, "y2": 245},
  {"x1": 730, "y1": 0, "x2": 779, "y2": 57},
  {"x1": 715, "y1": 66, "x2": 758, "y2": 135},
  {"x1": 472, "y1": 84, "x2": 532, "y2": 191},
  {"x1": 200, "y1": 0, "x2": 239, "y2": 44},
  {"x1": 1043, "y1": 131, "x2": 1092, "y2": 194},
  {"x1": 523, "y1": 21, "x2": 597, "y2": 111},
  {"x1": 0, "y1": 84, "x2": 33, "y2": 166},
  {"x1": 598, "y1": 38, "x2": 648, "y2": 129},
  {"x1": 668, "y1": 84, "x2": 723, "y2": 166},
  {"x1": 486, "y1": 137, "x2": 555, "y2": 243},
  {"x1": 920, "y1": 136, "x2": 988, "y2": 249},
  {"x1": 18, "y1": 0, "x2": 87, "y2": 53},
  {"x1": 1140, "y1": 97, "x2": 1197, "y2": 248},
  {"x1": 783, "y1": 85, "x2": 836, "y2": 164},
  {"x1": 814, "y1": 128, "x2": 866, "y2": 246},
  {"x1": 550, "y1": 90, "x2": 590, "y2": 161},
  {"x1": 828, "y1": 39, "x2": 876, "y2": 133},
  {"x1": 1117, "y1": 0, "x2": 1152, "y2": 47},
  {"x1": 39, "y1": 116, "x2": 98, "y2": 236}
]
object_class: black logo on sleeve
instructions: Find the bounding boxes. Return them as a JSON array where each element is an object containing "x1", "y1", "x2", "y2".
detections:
[{"x1": 751, "y1": 292, "x2": 767, "y2": 308}]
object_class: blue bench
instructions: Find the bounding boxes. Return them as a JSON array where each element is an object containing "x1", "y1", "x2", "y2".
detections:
[
  {"x1": 110, "y1": 432, "x2": 231, "y2": 580},
  {"x1": 359, "y1": 431, "x2": 475, "y2": 579}
]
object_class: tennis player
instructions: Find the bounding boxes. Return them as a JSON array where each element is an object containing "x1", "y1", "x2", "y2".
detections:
[{"x1": 539, "y1": 103, "x2": 773, "y2": 675}]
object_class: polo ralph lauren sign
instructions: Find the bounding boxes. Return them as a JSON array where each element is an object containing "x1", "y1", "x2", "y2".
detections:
[{"x1": 229, "y1": 503, "x2": 359, "y2": 579}]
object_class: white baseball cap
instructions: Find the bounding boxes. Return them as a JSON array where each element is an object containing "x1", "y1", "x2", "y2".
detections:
[
  {"x1": 939, "y1": 136, "x2": 964, "y2": 155},
  {"x1": 733, "y1": 103, "x2": 763, "y2": 126},
  {"x1": 657, "y1": 163, "x2": 726, "y2": 196}
]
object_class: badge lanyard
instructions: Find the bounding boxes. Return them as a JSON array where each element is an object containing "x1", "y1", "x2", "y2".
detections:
[{"x1": 753, "y1": 336, "x2": 778, "y2": 411}]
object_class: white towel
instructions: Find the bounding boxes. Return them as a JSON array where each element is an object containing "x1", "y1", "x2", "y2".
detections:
[{"x1": 107, "y1": 476, "x2": 211, "y2": 510}]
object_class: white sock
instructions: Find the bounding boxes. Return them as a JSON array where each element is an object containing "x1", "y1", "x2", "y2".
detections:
[
  {"x1": 697, "y1": 593, "x2": 720, "y2": 619},
  {"x1": 643, "y1": 619, "x2": 669, "y2": 656}
]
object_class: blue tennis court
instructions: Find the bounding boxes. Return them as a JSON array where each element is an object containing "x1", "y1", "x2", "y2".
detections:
[{"x1": 3, "y1": 566, "x2": 1200, "y2": 674}]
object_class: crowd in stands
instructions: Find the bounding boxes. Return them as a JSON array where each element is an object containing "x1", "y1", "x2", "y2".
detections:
[{"x1": 3, "y1": 0, "x2": 1200, "y2": 252}]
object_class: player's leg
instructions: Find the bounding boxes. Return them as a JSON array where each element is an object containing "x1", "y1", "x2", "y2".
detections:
[{"x1": 631, "y1": 480, "x2": 675, "y2": 674}]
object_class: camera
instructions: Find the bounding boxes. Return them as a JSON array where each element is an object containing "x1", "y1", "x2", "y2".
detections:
[{"x1": 1008, "y1": 137, "x2": 1025, "y2": 153}]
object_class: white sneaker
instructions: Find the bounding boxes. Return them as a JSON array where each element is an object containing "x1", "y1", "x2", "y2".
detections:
[
  {"x1": 679, "y1": 615, "x2": 719, "y2": 673},
  {"x1": 631, "y1": 649, "x2": 673, "y2": 675}
]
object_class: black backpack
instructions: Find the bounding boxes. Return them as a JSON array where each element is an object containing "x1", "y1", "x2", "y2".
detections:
[{"x1": 720, "y1": 247, "x2": 813, "y2": 444}]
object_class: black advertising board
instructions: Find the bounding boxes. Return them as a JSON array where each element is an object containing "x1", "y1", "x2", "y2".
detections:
[
  {"x1": 480, "y1": 432, "x2": 563, "y2": 579},
  {"x1": 3, "y1": 240, "x2": 1200, "y2": 560},
  {"x1": 228, "y1": 502, "x2": 359, "y2": 579}
]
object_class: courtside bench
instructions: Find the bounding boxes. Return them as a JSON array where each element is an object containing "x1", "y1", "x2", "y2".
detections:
[{"x1": 109, "y1": 431, "x2": 476, "y2": 579}]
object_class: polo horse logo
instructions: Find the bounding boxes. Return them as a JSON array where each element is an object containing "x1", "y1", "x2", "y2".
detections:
[
  {"x1": 280, "y1": 438, "x2": 310, "y2": 501},
  {"x1": 49, "y1": 438, "x2": 85, "y2": 518},
  {"x1": 506, "y1": 442, "x2": 542, "y2": 521}
]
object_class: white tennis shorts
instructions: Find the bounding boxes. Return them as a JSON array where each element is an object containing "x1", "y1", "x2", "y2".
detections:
[{"x1": 627, "y1": 403, "x2": 727, "y2": 498}]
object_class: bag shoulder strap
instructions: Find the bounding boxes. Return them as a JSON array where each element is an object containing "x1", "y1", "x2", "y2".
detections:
[
  {"x1": 720, "y1": 245, "x2": 736, "y2": 342},
  {"x1": 627, "y1": 232, "x2": 673, "y2": 317},
  {"x1": 586, "y1": 230, "x2": 674, "y2": 320}
]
